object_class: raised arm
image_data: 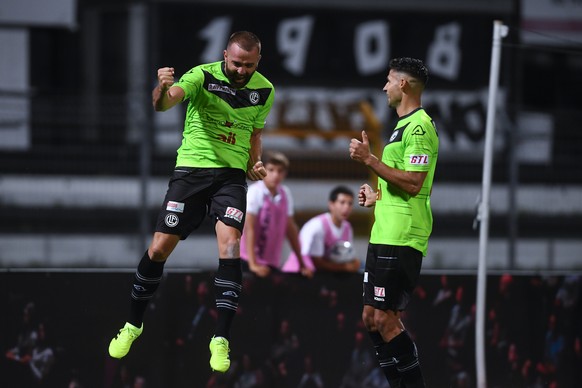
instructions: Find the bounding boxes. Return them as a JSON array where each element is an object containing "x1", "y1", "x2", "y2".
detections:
[{"x1": 152, "y1": 67, "x2": 185, "y2": 112}]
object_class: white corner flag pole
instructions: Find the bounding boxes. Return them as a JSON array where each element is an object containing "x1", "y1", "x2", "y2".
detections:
[{"x1": 476, "y1": 20, "x2": 508, "y2": 388}]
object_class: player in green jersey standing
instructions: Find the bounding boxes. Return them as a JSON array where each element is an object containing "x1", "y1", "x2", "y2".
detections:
[
  {"x1": 350, "y1": 57, "x2": 438, "y2": 388},
  {"x1": 108, "y1": 31, "x2": 274, "y2": 374}
]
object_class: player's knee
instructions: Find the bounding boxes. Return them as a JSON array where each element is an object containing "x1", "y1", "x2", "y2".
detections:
[
  {"x1": 226, "y1": 239, "x2": 241, "y2": 258},
  {"x1": 216, "y1": 222, "x2": 241, "y2": 258},
  {"x1": 374, "y1": 311, "x2": 399, "y2": 335},
  {"x1": 148, "y1": 246, "x2": 171, "y2": 262},
  {"x1": 362, "y1": 307, "x2": 375, "y2": 331},
  {"x1": 148, "y1": 233, "x2": 179, "y2": 261},
  {"x1": 219, "y1": 237, "x2": 240, "y2": 259}
]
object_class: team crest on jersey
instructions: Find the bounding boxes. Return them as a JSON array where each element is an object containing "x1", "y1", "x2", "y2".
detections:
[
  {"x1": 224, "y1": 206, "x2": 243, "y2": 223},
  {"x1": 249, "y1": 91, "x2": 260, "y2": 105},
  {"x1": 389, "y1": 130, "x2": 399, "y2": 142}
]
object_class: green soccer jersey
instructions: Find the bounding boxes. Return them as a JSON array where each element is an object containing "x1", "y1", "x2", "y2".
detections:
[
  {"x1": 370, "y1": 108, "x2": 439, "y2": 256},
  {"x1": 172, "y1": 61, "x2": 275, "y2": 170}
]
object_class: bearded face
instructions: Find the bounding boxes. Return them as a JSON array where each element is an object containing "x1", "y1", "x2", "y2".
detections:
[{"x1": 223, "y1": 43, "x2": 261, "y2": 89}]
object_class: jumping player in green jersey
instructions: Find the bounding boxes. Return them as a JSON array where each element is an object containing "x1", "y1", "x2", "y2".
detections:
[
  {"x1": 350, "y1": 57, "x2": 438, "y2": 388},
  {"x1": 108, "y1": 31, "x2": 274, "y2": 374}
]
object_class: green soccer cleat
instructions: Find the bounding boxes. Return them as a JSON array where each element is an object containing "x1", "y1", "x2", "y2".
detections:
[
  {"x1": 209, "y1": 336, "x2": 231, "y2": 372},
  {"x1": 108, "y1": 322, "x2": 143, "y2": 359}
]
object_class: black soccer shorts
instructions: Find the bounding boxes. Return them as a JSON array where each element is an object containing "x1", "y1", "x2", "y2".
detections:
[
  {"x1": 154, "y1": 167, "x2": 248, "y2": 239},
  {"x1": 362, "y1": 243, "x2": 423, "y2": 311}
]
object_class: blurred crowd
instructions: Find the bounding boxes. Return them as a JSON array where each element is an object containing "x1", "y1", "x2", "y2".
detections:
[
  {"x1": 2, "y1": 272, "x2": 580, "y2": 388},
  {"x1": 415, "y1": 273, "x2": 582, "y2": 388}
]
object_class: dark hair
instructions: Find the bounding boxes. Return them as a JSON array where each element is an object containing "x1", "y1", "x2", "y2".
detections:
[
  {"x1": 329, "y1": 185, "x2": 354, "y2": 202},
  {"x1": 389, "y1": 57, "x2": 428, "y2": 86},
  {"x1": 264, "y1": 151, "x2": 289, "y2": 169},
  {"x1": 228, "y1": 31, "x2": 262, "y2": 54}
]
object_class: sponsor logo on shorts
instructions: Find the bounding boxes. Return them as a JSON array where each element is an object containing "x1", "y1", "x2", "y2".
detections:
[
  {"x1": 363, "y1": 272, "x2": 368, "y2": 283},
  {"x1": 166, "y1": 201, "x2": 184, "y2": 213},
  {"x1": 224, "y1": 206, "x2": 243, "y2": 223},
  {"x1": 409, "y1": 154, "x2": 429, "y2": 165},
  {"x1": 374, "y1": 286, "x2": 385, "y2": 302},
  {"x1": 165, "y1": 213, "x2": 179, "y2": 227},
  {"x1": 374, "y1": 286, "x2": 385, "y2": 297}
]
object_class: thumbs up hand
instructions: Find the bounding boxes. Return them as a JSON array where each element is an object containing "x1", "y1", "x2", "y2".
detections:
[
  {"x1": 349, "y1": 130, "x2": 372, "y2": 165},
  {"x1": 361, "y1": 130, "x2": 369, "y2": 145}
]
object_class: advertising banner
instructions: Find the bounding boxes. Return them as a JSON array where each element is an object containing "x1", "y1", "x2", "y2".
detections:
[{"x1": 152, "y1": 5, "x2": 520, "y2": 161}]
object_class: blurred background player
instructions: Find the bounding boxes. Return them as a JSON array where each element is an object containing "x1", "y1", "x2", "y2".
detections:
[
  {"x1": 282, "y1": 185, "x2": 360, "y2": 273},
  {"x1": 241, "y1": 151, "x2": 313, "y2": 278}
]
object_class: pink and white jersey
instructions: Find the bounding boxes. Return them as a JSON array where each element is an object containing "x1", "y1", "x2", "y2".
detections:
[
  {"x1": 282, "y1": 212, "x2": 353, "y2": 272},
  {"x1": 241, "y1": 181, "x2": 294, "y2": 268}
]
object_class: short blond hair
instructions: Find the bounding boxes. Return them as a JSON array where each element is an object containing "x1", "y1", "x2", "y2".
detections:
[{"x1": 264, "y1": 151, "x2": 289, "y2": 170}]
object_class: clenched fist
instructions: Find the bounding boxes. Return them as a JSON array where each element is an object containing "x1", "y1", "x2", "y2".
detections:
[
  {"x1": 247, "y1": 161, "x2": 267, "y2": 181},
  {"x1": 358, "y1": 183, "x2": 376, "y2": 208},
  {"x1": 157, "y1": 67, "x2": 175, "y2": 91}
]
